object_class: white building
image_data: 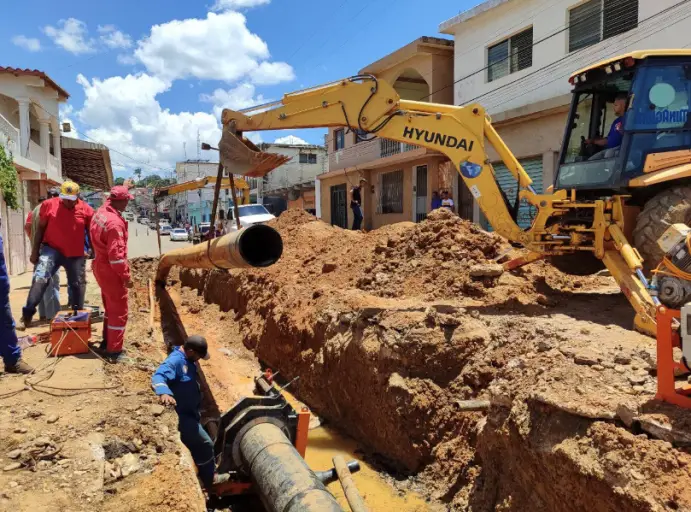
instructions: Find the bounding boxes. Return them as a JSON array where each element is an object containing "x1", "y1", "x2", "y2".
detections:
[
  {"x1": 259, "y1": 142, "x2": 327, "y2": 214},
  {"x1": 0, "y1": 67, "x2": 68, "y2": 274},
  {"x1": 439, "y1": 0, "x2": 691, "y2": 226}
]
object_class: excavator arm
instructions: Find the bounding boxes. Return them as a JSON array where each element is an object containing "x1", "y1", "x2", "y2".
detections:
[
  {"x1": 218, "y1": 75, "x2": 658, "y2": 335},
  {"x1": 220, "y1": 75, "x2": 567, "y2": 248}
]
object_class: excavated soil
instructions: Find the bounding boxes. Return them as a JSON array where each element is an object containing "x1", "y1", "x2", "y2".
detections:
[{"x1": 132, "y1": 209, "x2": 691, "y2": 511}]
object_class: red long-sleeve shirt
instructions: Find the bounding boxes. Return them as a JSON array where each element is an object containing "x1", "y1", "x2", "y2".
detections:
[{"x1": 90, "y1": 202, "x2": 130, "y2": 281}]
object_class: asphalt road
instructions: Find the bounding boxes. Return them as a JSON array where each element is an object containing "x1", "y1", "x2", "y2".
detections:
[{"x1": 127, "y1": 222, "x2": 191, "y2": 258}]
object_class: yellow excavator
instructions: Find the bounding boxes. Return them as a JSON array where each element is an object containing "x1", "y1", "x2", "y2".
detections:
[{"x1": 218, "y1": 50, "x2": 691, "y2": 408}]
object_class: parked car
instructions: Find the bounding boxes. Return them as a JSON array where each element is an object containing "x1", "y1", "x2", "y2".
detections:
[
  {"x1": 148, "y1": 220, "x2": 158, "y2": 230},
  {"x1": 192, "y1": 223, "x2": 211, "y2": 245},
  {"x1": 139, "y1": 217, "x2": 148, "y2": 224},
  {"x1": 226, "y1": 204, "x2": 275, "y2": 231},
  {"x1": 170, "y1": 228, "x2": 190, "y2": 242},
  {"x1": 124, "y1": 212, "x2": 135, "y2": 222},
  {"x1": 159, "y1": 224, "x2": 172, "y2": 235}
]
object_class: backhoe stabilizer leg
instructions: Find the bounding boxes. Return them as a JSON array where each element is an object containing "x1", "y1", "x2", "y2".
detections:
[{"x1": 601, "y1": 250, "x2": 657, "y2": 336}]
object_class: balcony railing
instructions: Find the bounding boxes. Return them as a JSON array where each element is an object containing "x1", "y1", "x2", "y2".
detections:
[
  {"x1": 46, "y1": 153, "x2": 61, "y2": 182},
  {"x1": 28, "y1": 140, "x2": 47, "y2": 167},
  {"x1": 0, "y1": 112, "x2": 19, "y2": 156},
  {"x1": 379, "y1": 138, "x2": 418, "y2": 158}
]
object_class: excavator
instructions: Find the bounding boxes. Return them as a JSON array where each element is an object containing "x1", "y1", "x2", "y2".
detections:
[{"x1": 217, "y1": 50, "x2": 691, "y2": 409}]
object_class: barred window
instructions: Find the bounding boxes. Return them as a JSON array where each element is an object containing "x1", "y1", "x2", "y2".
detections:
[
  {"x1": 334, "y1": 129, "x2": 345, "y2": 151},
  {"x1": 379, "y1": 170, "x2": 404, "y2": 214},
  {"x1": 569, "y1": 0, "x2": 638, "y2": 53},
  {"x1": 299, "y1": 153, "x2": 317, "y2": 164},
  {"x1": 488, "y1": 27, "x2": 533, "y2": 83}
]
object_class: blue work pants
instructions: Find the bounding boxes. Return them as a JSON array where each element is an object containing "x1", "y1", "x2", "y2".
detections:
[
  {"x1": 0, "y1": 293, "x2": 21, "y2": 366},
  {"x1": 38, "y1": 270, "x2": 60, "y2": 320},
  {"x1": 22, "y1": 245, "x2": 84, "y2": 321},
  {"x1": 178, "y1": 414, "x2": 215, "y2": 488}
]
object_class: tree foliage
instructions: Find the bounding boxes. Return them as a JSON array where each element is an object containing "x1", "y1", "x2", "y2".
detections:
[{"x1": 0, "y1": 145, "x2": 19, "y2": 210}]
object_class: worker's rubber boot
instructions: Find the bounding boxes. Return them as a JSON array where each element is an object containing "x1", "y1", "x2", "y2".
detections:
[{"x1": 5, "y1": 359, "x2": 34, "y2": 374}]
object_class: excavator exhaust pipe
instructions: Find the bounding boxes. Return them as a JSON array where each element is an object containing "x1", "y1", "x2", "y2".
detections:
[
  {"x1": 219, "y1": 117, "x2": 291, "y2": 178},
  {"x1": 156, "y1": 224, "x2": 283, "y2": 282}
]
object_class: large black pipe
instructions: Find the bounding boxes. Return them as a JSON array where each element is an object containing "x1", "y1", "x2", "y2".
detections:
[{"x1": 239, "y1": 423, "x2": 344, "y2": 512}]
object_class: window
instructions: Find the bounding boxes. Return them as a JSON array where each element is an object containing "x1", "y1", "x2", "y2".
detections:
[
  {"x1": 299, "y1": 153, "x2": 318, "y2": 164},
  {"x1": 334, "y1": 129, "x2": 345, "y2": 151},
  {"x1": 378, "y1": 170, "x2": 404, "y2": 214},
  {"x1": 569, "y1": 0, "x2": 638, "y2": 53},
  {"x1": 488, "y1": 27, "x2": 533, "y2": 82}
]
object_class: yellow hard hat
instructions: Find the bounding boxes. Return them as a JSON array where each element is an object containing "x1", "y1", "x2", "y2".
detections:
[{"x1": 60, "y1": 181, "x2": 80, "y2": 200}]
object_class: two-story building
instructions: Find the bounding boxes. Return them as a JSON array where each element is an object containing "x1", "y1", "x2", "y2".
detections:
[
  {"x1": 439, "y1": 0, "x2": 691, "y2": 228},
  {"x1": 0, "y1": 67, "x2": 68, "y2": 274},
  {"x1": 259, "y1": 142, "x2": 327, "y2": 215},
  {"x1": 317, "y1": 36, "x2": 474, "y2": 230}
]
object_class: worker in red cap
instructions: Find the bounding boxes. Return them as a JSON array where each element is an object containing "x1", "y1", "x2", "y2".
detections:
[{"x1": 90, "y1": 185, "x2": 134, "y2": 361}]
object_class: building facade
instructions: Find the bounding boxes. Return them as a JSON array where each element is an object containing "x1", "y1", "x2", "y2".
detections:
[
  {"x1": 318, "y1": 36, "x2": 469, "y2": 230},
  {"x1": 259, "y1": 142, "x2": 326, "y2": 215},
  {"x1": 0, "y1": 67, "x2": 69, "y2": 274},
  {"x1": 439, "y1": 0, "x2": 691, "y2": 228}
]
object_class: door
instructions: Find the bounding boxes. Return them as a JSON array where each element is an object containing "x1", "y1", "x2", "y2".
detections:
[
  {"x1": 330, "y1": 184, "x2": 347, "y2": 228},
  {"x1": 481, "y1": 157, "x2": 543, "y2": 231},
  {"x1": 7, "y1": 208, "x2": 27, "y2": 275},
  {"x1": 457, "y1": 179, "x2": 474, "y2": 221},
  {"x1": 414, "y1": 165, "x2": 428, "y2": 223}
]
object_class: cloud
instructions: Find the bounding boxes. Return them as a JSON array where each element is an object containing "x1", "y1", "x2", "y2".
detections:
[
  {"x1": 43, "y1": 18, "x2": 95, "y2": 54},
  {"x1": 274, "y1": 135, "x2": 308, "y2": 145},
  {"x1": 133, "y1": 11, "x2": 293, "y2": 85},
  {"x1": 211, "y1": 0, "x2": 270, "y2": 11},
  {"x1": 200, "y1": 83, "x2": 268, "y2": 118},
  {"x1": 98, "y1": 25, "x2": 132, "y2": 49},
  {"x1": 11, "y1": 35, "x2": 41, "y2": 52},
  {"x1": 75, "y1": 72, "x2": 221, "y2": 171},
  {"x1": 117, "y1": 54, "x2": 137, "y2": 65}
]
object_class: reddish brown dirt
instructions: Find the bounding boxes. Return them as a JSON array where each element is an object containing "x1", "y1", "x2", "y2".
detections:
[{"x1": 137, "y1": 209, "x2": 691, "y2": 511}]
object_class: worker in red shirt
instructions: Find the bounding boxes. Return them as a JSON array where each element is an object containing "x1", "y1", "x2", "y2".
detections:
[
  {"x1": 19, "y1": 181, "x2": 94, "y2": 330},
  {"x1": 90, "y1": 186, "x2": 133, "y2": 361}
]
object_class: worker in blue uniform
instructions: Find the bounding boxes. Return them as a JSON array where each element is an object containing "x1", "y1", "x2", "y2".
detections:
[
  {"x1": 0, "y1": 218, "x2": 33, "y2": 374},
  {"x1": 151, "y1": 335, "x2": 225, "y2": 489}
]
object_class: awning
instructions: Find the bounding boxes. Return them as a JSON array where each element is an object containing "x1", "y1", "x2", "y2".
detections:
[{"x1": 60, "y1": 147, "x2": 114, "y2": 190}]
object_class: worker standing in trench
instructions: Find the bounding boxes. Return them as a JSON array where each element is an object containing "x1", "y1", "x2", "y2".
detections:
[
  {"x1": 90, "y1": 185, "x2": 133, "y2": 362},
  {"x1": 151, "y1": 335, "x2": 228, "y2": 490}
]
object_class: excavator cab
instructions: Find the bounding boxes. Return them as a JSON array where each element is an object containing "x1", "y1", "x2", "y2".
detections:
[{"x1": 556, "y1": 53, "x2": 691, "y2": 196}]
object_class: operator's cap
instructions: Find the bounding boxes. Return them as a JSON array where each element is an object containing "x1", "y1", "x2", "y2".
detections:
[
  {"x1": 109, "y1": 185, "x2": 134, "y2": 201},
  {"x1": 59, "y1": 181, "x2": 80, "y2": 201},
  {"x1": 185, "y1": 335, "x2": 210, "y2": 360}
]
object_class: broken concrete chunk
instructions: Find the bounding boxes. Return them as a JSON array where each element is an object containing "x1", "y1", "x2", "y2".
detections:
[
  {"x1": 469, "y1": 263, "x2": 504, "y2": 278},
  {"x1": 119, "y1": 453, "x2": 141, "y2": 477},
  {"x1": 628, "y1": 374, "x2": 647, "y2": 385},
  {"x1": 3, "y1": 463, "x2": 21, "y2": 472},
  {"x1": 46, "y1": 414, "x2": 59, "y2": 424},
  {"x1": 614, "y1": 353, "x2": 632, "y2": 365},
  {"x1": 573, "y1": 351, "x2": 600, "y2": 366},
  {"x1": 6, "y1": 450, "x2": 23, "y2": 460}
]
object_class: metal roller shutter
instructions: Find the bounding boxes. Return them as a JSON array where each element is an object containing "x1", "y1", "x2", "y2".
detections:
[{"x1": 481, "y1": 157, "x2": 543, "y2": 231}]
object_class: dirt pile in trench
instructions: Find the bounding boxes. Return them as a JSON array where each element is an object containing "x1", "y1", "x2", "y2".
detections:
[{"x1": 152, "y1": 210, "x2": 691, "y2": 511}]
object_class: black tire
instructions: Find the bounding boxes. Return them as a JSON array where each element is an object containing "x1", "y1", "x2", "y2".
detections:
[
  {"x1": 549, "y1": 253, "x2": 605, "y2": 276},
  {"x1": 633, "y1": 187, "x2": 691, "y2": 274}
]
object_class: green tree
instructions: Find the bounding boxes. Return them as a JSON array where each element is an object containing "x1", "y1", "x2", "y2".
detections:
[
  {"x1": 133, "y1": 167, "x2": 142, "y2": 183},
  {"x1": 114, "y1": 177, "x2": 125, "y2": 186},
  {"x1": 0, "y1": 146, "x2": 19, "y2": 210}
]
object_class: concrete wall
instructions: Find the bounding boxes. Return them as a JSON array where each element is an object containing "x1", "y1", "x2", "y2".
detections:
[{"x1": 442, "y1": 0, "x2": 691, "y2": 114}]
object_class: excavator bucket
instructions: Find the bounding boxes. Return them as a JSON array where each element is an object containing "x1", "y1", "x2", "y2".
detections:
[{"x1": 218, "y1": 120, "x2": 291, "y2": 178}]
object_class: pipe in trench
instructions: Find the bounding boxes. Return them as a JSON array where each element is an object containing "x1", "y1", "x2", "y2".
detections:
[
  {"x1": 240, "y1": 422, "x2": 344, "y2": 512},
  {"x1": 156, "y1": 224, "x2": 283, "y2": 282}
]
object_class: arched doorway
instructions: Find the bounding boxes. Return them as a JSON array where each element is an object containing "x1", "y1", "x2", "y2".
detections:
[{"x1": 393, "y1": 69, "x2": 430, "y2": 101}]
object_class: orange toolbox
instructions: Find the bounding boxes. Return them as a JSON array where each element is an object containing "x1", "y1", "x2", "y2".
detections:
[{"x1": 49, "y1": 311, "x2": 91, "y2": 357}]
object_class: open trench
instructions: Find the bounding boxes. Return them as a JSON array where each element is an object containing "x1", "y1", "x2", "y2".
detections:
[
  {"x1": 156, "y1": 277, "x2": 430, "y2": 511},
  {"x1": 156, "y1": 264, "x2": 691, "y2": 512}
]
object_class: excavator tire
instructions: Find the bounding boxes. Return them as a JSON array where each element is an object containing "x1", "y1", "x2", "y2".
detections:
[
  {"x1": 548, "y1": 253, "x2": 605, "y2": 276},
  {"x1": 633, "y1": 186, "x2": 691, "y2": 274}
]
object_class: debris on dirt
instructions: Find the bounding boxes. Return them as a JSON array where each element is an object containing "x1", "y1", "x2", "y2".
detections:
[{"x1": 149, "y1": 404, "x2": 165, "y2": 417}]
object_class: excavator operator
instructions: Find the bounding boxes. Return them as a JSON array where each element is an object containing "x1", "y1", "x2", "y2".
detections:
[{"x1": 586, "y1": 92, "x2": 628, "y2": 159}]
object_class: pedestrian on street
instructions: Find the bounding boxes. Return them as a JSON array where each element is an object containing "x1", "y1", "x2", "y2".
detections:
[
  {"x1": 350, "y1": 178, "x2": 366, "y2": 231},
  {"x1": 24, "y1": 188, "x2": 61, "y2": 322},
  {"x1": 431, "y1": 191, "x2": 442, "y2": 211},
  {"x1": 0, "y1": 213, "x2": 33, "y2": 374},
  {"x1": 90, "y1": 186, "x2": 133, "y2": 361},
  {"x1": 19, "y1": 181, "x2": 94, "y2": 330},
  {"x1": 151, "y1": 335, "x2": 227, "y2": 490}
]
